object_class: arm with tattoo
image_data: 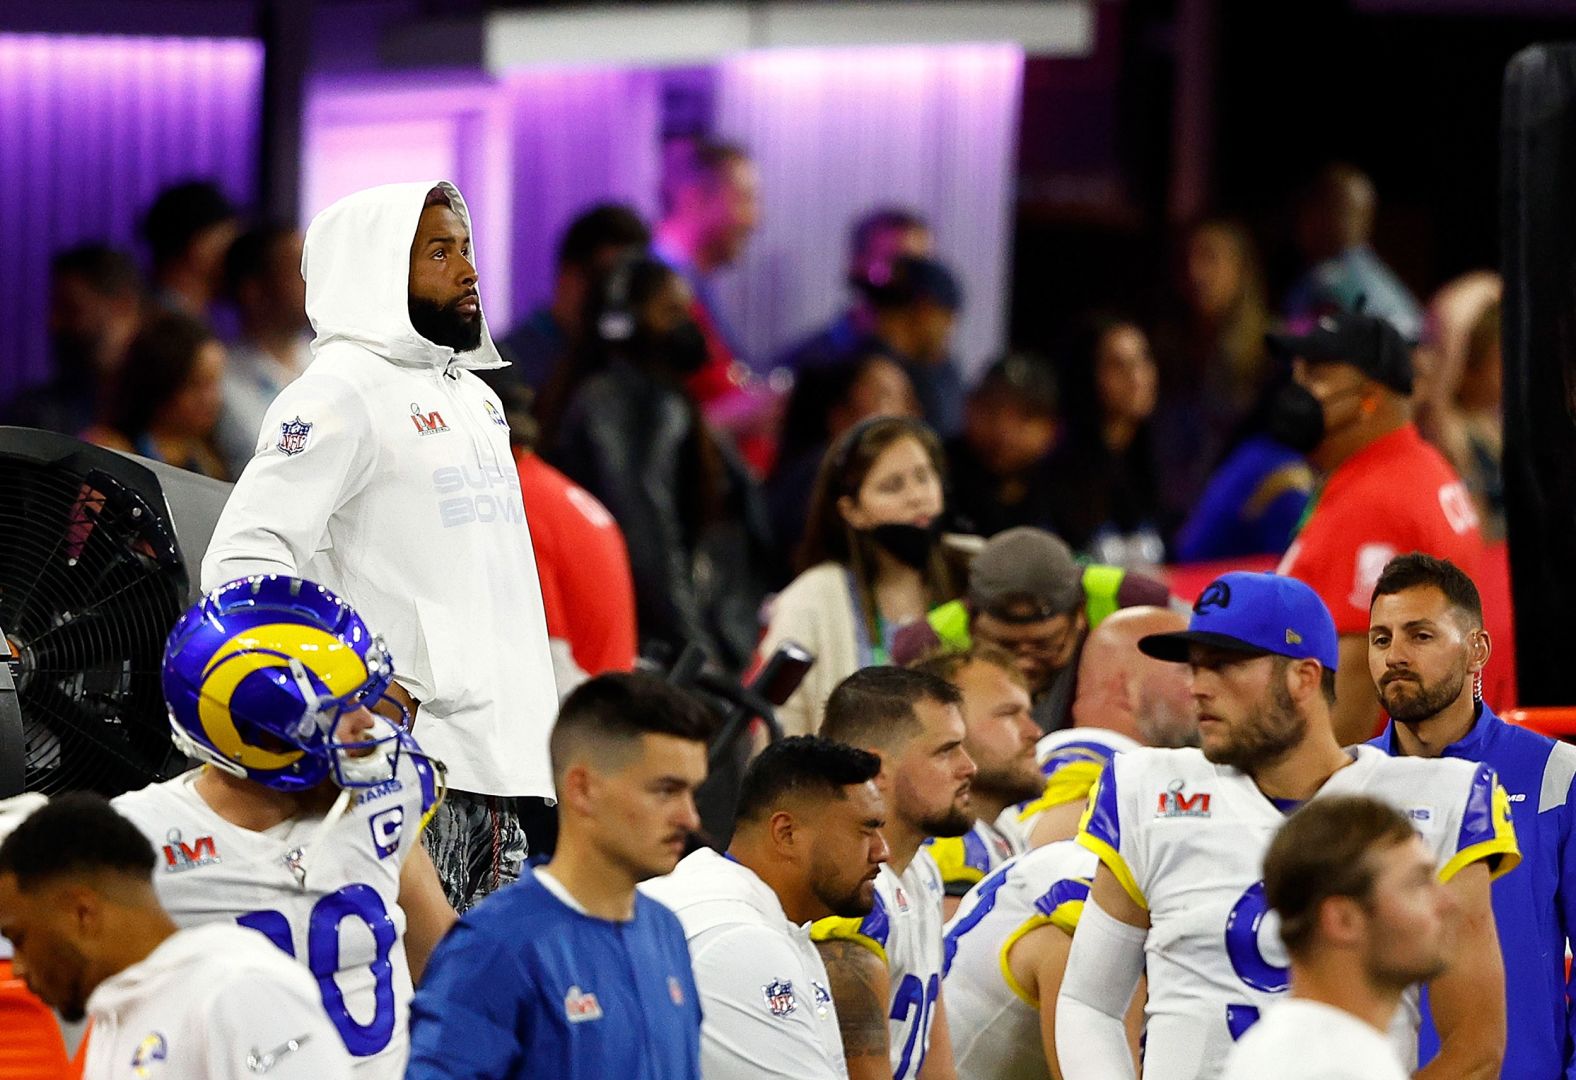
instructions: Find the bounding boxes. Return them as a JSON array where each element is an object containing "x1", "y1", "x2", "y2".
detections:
[{"x1": 816, "y1": 939, "x2": 893, "y2": 1080}]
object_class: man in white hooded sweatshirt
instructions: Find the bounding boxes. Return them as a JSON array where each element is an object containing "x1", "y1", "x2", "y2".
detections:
[
  {"x1": 202, "y1": 182, "x2": 559, "y2": 910},
  {"x1": 0, "y1": 794, "x2": 350, "y2": 1080}
]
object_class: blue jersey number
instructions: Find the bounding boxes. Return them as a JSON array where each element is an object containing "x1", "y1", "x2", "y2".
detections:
[
  {"x1": 892, "y1": 972, "x2": 941, "y2": 1080},
  {"x1": 941, "y1": 865, "x2": 1013, "y2": 975},
  {"x1": 237, "y1": 883, "x2": 398, "y2": 1056},
  {"x1": 1223, "y1": 880, "x2": 1288, "y2": 1040}
]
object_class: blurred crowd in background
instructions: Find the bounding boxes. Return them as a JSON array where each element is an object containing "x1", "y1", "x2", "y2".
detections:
[{"x1": 0, "y1": 142, "x2": 1505, "y2": 686}]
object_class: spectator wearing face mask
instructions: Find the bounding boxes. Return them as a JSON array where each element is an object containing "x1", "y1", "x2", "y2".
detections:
[
  {"x1": 757, "y1": 416, "x2": 961, "y2": 737},
  {"x1": 545, "y1": 255, "x2": 776, "y2": 675},
  {"x1": 765, "y1": 346, "x2": 920, "y2": 578},
  {"x1": 1271, "y1": 310, "x2": 1482, "y2": 745}
]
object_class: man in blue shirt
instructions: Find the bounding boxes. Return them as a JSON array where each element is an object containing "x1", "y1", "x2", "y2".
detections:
[
  {"x1": 1367, "y1": 553, "x2": 1576, "y2": 1078},
  {"x1": 405, "y1": 673, "x2": 713, "y2": 1080}
]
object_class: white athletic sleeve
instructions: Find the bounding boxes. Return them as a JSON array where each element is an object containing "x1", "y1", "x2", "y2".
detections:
[
  {"x1": 202, "y1": 970, "x2": 352, "y2": 1080},
  {"x1": 201, "y1": 372, "x2": 377, "y2": 591},
  {"x1": 1056, "y1": 897, "x2": 1145, "y2": 1080},
  {"x1": 690, "y1": 924, "x2": 846, "y2": 1080}
]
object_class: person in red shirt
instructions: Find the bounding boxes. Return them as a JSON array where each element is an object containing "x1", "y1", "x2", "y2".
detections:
[
  {"x1": 1269, "y1": 310, "x2": 1482, "y2": 744},
  {"x1": 497, "y1": 385, "x2": 637, "y2": 681}
]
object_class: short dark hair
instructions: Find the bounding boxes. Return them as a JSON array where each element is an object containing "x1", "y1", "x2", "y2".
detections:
[
  {"x1": 224, "y1": 223, "x2": 296, "y2": 298},
  {"x1": 734, "y1": 736, "x2": 882, "y2": 824},
  {"x1": 1263, "y1": 795, "x2": 1417, "y2": 959},
  {"x1": 1370, "y1": 553, "x2": 1483, "y2": 629},
  {"x1": 107, "y1": 311, "x2": 218, "y2": 439},
  {"x1": 971, "y1": 352, "x2": 1060, "y2": 419},
  {"x1": 0, "y1": 793, "x2": 157, "y2": 891},
  {"x1": 549, "y1": 672, "x2": 719, "y2": 779},
  {"x1": 820, "y1": 666, "x2": 962, "y2": 752},
  {"x1": 850, "y1": 207, "x2": 928, "y2": 262},
  {"x1": 141, "y1": 180, "x2": 237, "y2": 268},
  {"x1": 51, "y1": 244, "x2": 142, "y2": 299},
  {"x1": 557, "y1": 204, "x2": 650, "y2": 270}
]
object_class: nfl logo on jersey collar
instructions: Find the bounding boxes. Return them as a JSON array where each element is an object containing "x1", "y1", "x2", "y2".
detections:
[{"x1": 1139, "y1": 571, "x2": 1339, "y2": 671}]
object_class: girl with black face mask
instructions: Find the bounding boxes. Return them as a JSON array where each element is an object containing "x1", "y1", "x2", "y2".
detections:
[
  {"x1": 757, "y1": 415, "x2": 962, "y2": 737},
  {"x1": 543, "y1": 256, "x2": 776, "y2": 675}
]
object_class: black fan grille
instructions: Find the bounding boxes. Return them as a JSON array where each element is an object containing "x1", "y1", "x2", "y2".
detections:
[{"x1": 0, "y1": 461, "x2": 187, "y2": 796}]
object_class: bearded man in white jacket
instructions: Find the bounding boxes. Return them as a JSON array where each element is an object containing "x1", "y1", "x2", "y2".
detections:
[
  {"x1": 201, "y1": 181, "x2": 559, "y2": 910},
  {"x1": 0, "y1": 794, "x2": 349, "y2": 1080}
]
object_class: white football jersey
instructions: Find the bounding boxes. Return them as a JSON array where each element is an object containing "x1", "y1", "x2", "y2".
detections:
[
  {"x1": 1221, "y1": 998, "x2": 1408, "y2": 1080},
  {"x1": 82, "y1": 922, "x2": 351, "y2": 1080},
  {"x1": 113, "y1": 737, "x2": 443, "y2": 1080},
  {"x1": 942, "y1": 840, "x2": 1100, "y2": 1080},
  {"x1": 641, "y1": 848, "x2": 846, "y2": 1080},
  {"x1": 812, "y1": 850, "x2": 947, "y2": 1080},
  {"x1": 1076, "y1": 744, "x2": 1518, "y2": 1080},
  {"x1": 928, "y1": 817, "x2": 1025, "y2": 899}
]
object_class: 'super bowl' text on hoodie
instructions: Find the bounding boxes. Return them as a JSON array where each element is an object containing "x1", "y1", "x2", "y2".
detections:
[{"x1": 201, "y1": 180, "x2": 557, "y2": 798}]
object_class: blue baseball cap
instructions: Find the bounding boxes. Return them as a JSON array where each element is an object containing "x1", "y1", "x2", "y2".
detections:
[{"x1": 1137, "y1": 572, "x2": 1339, "y2": 671}]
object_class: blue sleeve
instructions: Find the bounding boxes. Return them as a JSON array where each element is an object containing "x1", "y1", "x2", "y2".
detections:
[
  {"x1": 1253, "y1": 488, "x2": 1311, "y2": 555},
  {"x1": 1079, "y1": 758, "x2": 1122, "y2": 855},
  {"x1": 1443, "y1": 762, "x2": 1520, "y2": 882},
  {"x1": 1074, "y1": 757, "x2": 1146, "y2": 910},
  {"x1": 405, "y1": 917, "x2": 526, "y2": 1079},
  {"x1": 1173, "y1": 464, "x2": 1248, "y2": 563}
]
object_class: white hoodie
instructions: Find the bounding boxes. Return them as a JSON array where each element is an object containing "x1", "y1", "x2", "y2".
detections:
[
  {"x1": 82, "y1": 922, "x2": 350, "y2": 1080},
  {"x1": 642, "y1": 848, "x2": 848, "y2": 1080},
  {"x1": 201, "y1": 181, "x2": 557, "y2": 797}
]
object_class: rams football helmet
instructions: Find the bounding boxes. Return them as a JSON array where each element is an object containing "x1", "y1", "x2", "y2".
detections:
[{"x1": 162, "y1": 575, "x2": 409, "y2": 791}]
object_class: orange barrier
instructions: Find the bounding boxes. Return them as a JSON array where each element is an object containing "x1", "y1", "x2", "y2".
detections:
[
  {"x1": 0, "y1": 960, "x2": 70, "y2": 1080},
  {"x1": 1503, "y1": 708, "x2": 1576, "y2": 741}
]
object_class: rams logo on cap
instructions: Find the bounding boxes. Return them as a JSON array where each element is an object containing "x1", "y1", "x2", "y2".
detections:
[{"x1": 1196, "y1": 581, "x2": 1231, "y2": 614}]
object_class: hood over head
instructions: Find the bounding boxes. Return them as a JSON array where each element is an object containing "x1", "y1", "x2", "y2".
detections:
[{"x1": 302, "y1": 180, "x2": 505, "y2": 371}]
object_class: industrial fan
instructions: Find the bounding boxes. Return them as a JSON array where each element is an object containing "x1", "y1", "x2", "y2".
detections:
[{"x1": 0, "y1": 428, "x2": 230, "y2": 798}]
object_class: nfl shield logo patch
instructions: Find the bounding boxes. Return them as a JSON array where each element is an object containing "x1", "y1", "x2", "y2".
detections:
[
  {"x1": 278, "y1": 417, "x2": 312, "y2": 456},
  {"x1": 763, "y1": 978, "x2": 797, "y2": 1018}
]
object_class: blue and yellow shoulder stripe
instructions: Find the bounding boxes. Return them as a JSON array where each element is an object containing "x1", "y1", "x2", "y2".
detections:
[{"x1": 811, "y1": 889, "x2": 891, "y2": 964}]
